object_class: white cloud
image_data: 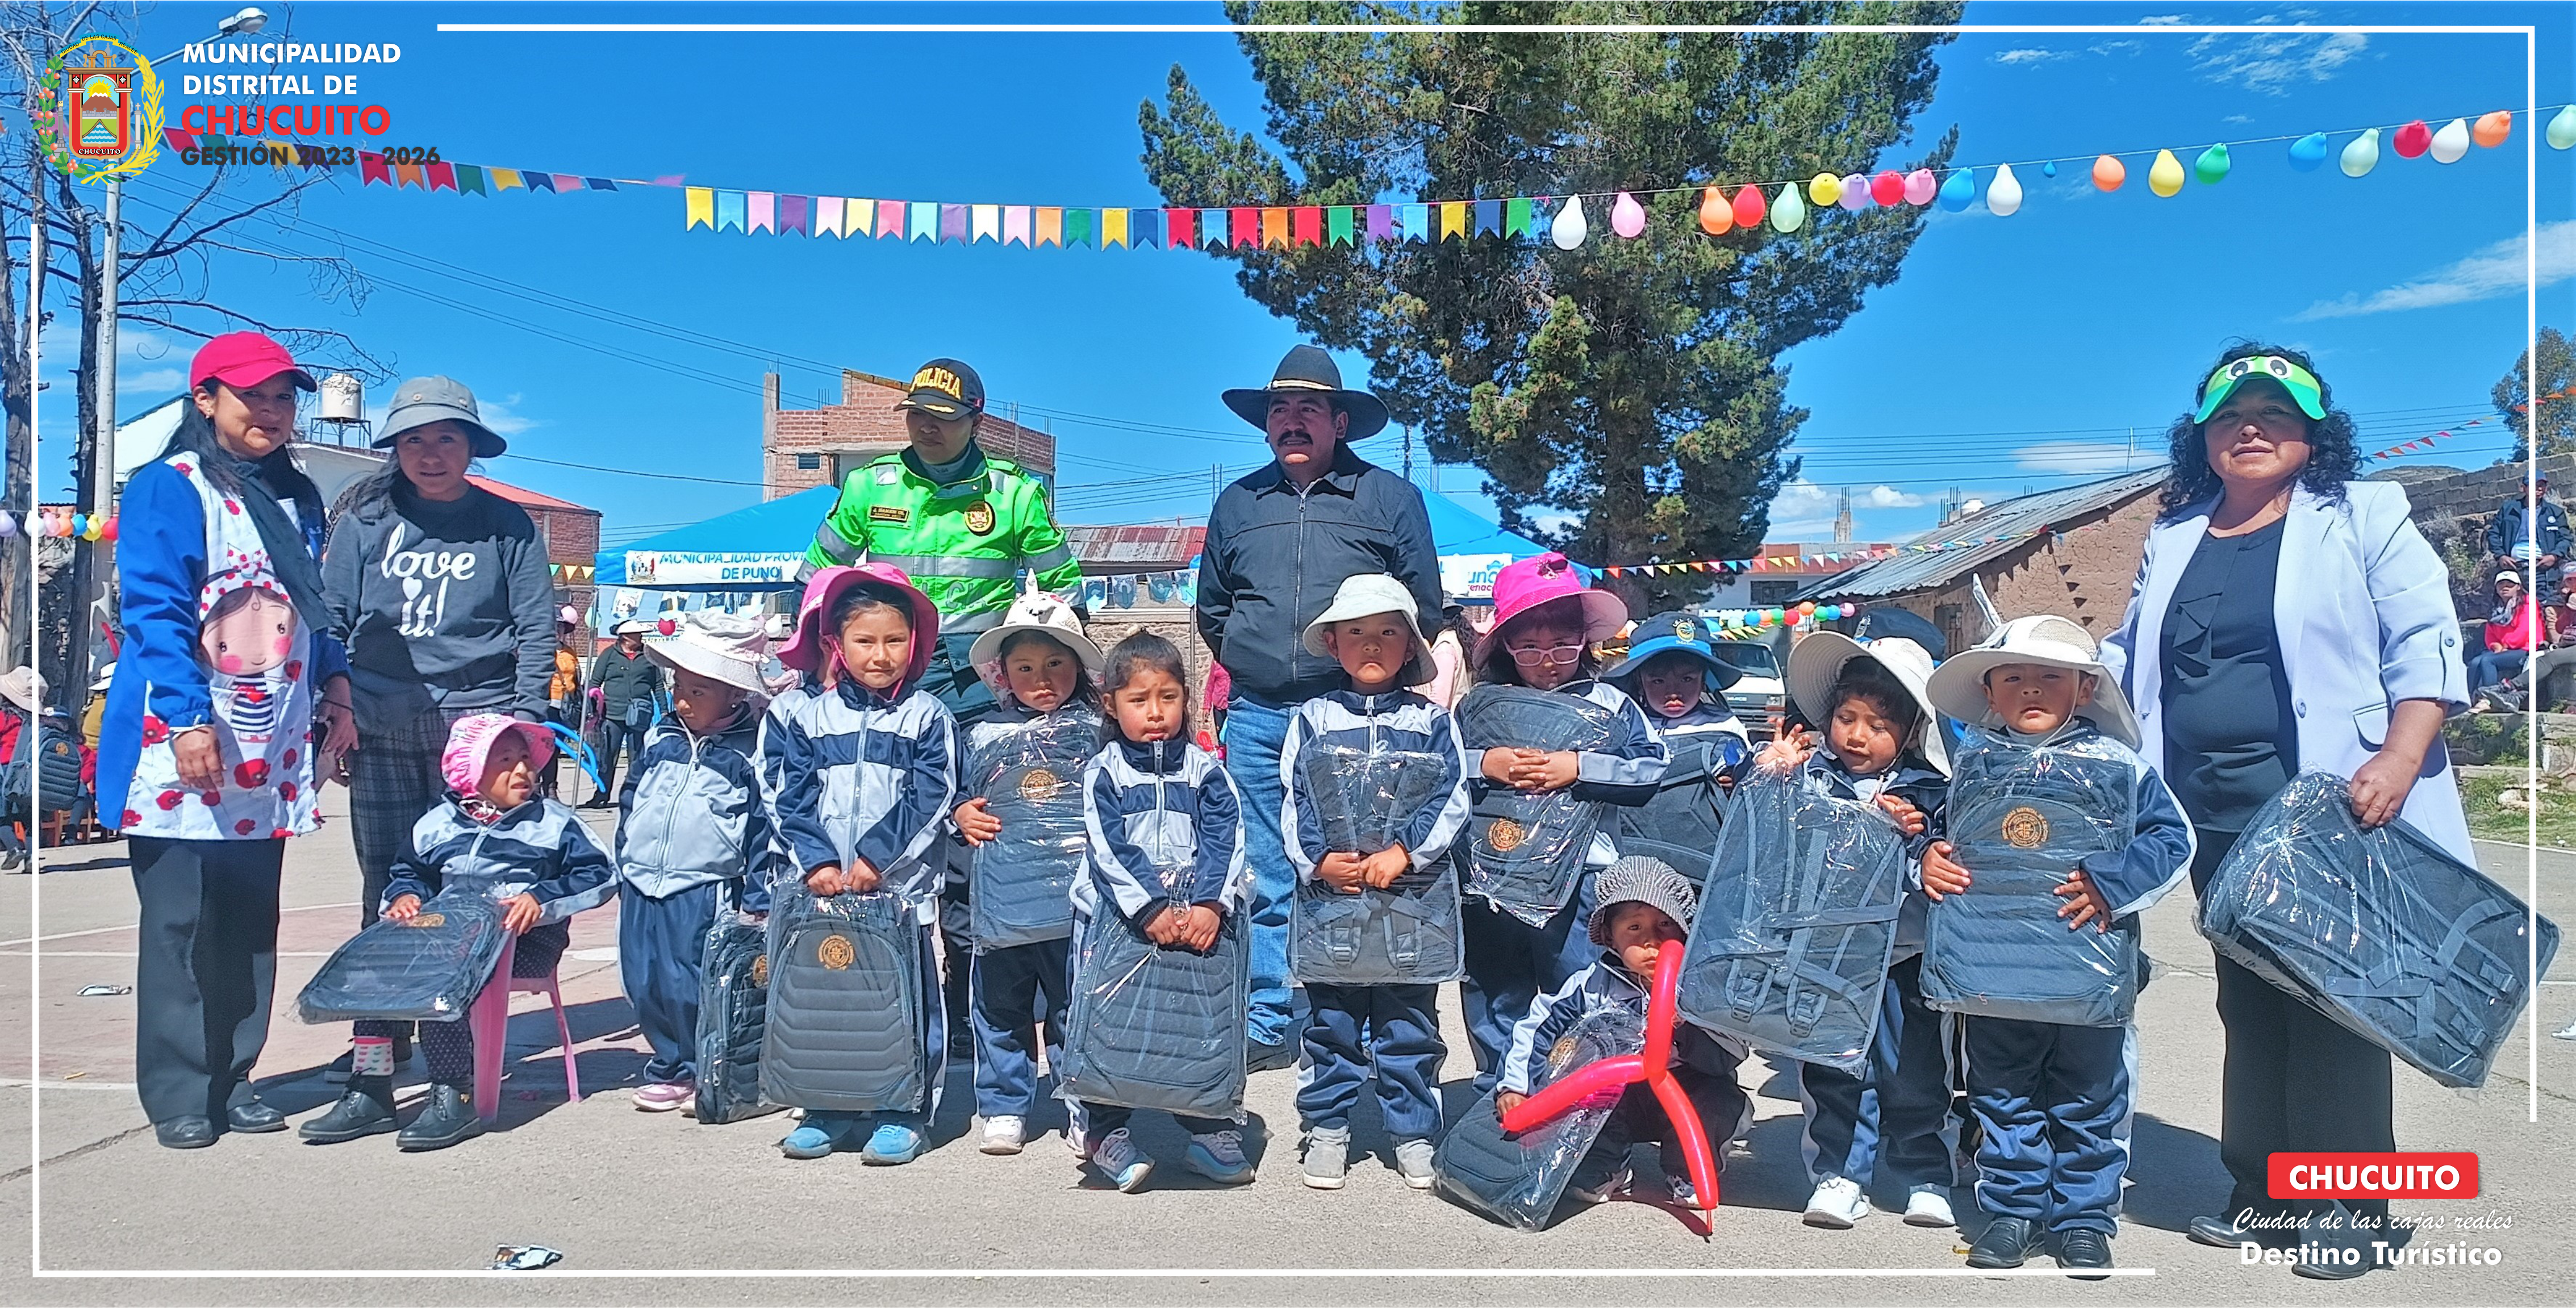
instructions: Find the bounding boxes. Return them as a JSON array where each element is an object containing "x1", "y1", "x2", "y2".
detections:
[
  {"x1": 2222, "y1": 114, "x2": 2253, "y2": 124},
  {"x1": 2187, "y1": 30, "x2": 2368, "y2": 94},
  {"x1": 361, "y1": 390, "x2": 540, "y2": 437},
  {"x1": 2014, "y1": 441, "x2": 2143, "y2": 475},
  {"x1": 1992, "y1": 47, "x2": 2070, "y2": 65},
  {"x1": 121, "y1": 367, "x2": 185, "y2": 392},
  {"x1": 1862, "y1": 484, "x2": 1931, "y2": 508},
  {"x1": 2136, "y1": 14, "x2": 2189, "y2": 24},
  {"x1": 2295, "y1": 221, "x2": 2576, "y2": 320}
]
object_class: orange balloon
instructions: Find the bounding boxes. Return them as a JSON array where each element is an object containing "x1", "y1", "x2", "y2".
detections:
[
  {"x1": 1798, "y1": 600, "x2": 1817, "y2": 616},
  {"x1": 2473, "y1": 110, "x2": 2513, "y2": 148},
  {"x1": 2091, "y1": 154, "x2": 2126, "y2": 191},
  {"x1": 1697, "y1": 184, "x2": 1733, "y2": 235}
]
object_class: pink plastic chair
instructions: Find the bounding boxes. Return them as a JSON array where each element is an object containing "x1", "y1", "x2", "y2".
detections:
[{"x1": 467, "y1": 935, "x2": 581, "y2": 1122}]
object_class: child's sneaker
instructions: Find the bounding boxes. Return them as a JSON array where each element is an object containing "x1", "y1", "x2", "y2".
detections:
[
  {"x1": 1088, "y1": 1128, "x2": 1153, "y2": 1192},
  {"x1": 980, "y1": 1115, "x2": 1026, "y2": 1155},
  {"x1": 1394, "y1": 1138, "x2": 1438, "y2": 1190},
  {"x1": 1184, "y1": 1129, "x2": 1256, "y2": 1185},
  {"x1": 1301, "y1": 1126, "x2": 1350, "y2": 1190},
  {"x1": 631, "y1": 1081, "x2": 693, "y2": 1112},
  {"x1": 1565, "y1": 1165, "x2": 1628, "y2": 1205},
  {"x1": 1803, "y1": 1175, "x2": 1871, "y2": 1228},
  {"x1": 861, "y1": 1119, "x2": 926, "y2": 1165},
  {"x1": 779, "y1": 1114, "x2": 859, "y2": 1159},
  {"x1": 1903, "y1": 1183, "x2": 1956, "y2": 1227}
]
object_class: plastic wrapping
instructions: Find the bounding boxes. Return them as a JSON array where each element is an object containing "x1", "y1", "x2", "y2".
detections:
[
  {"x1": 1291, "y1": 743, "x2": 1464, "y2": 985},
  {"x1": 297, "y1": 889, "x2": 510, "y2": 1024},
  {"x1": 965, "y1": 707, "x2": 1099, "y2": 950},
  {"x1": 694, "y1": 910, "x2": 776, "y2": 1123},
  {"x1": 1432, "y1": 1002, "x2": 1645, "y2": 1230},
  {"x1": 1920, "y1": 726, "x2": 2141, "y2": 1027},
  {"x1": 759, "y1": 890, "x2": 926, "y2": 1113},
  {"x1": 1615, "y1": 734, "x2": 1740, "y2": 856},
  {"x1": 2200, "y1": 771, "x2": 2561, "y2": 1089},
  {"x1": 1456, "y1": 684, "x2": 1619, "y2": 925},
  {"x1": 1060, "y1": 867, "x2": 1248, "y2": 1118},
  {"x1": 1675, "y1": 768, "x2": 1907, "y2": 1071}
]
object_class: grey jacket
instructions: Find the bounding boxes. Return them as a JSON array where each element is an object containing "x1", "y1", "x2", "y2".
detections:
[
  {"x1": 322, "y1": 482, "x2": 556, "y2": 719},
  {"x1": 615, "y1": 705, "x2": 774, "y2": 905}
]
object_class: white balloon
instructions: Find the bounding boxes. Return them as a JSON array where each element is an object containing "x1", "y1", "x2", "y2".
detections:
[
  {"x1": 1987, "y1": 162, "x2": 2023, "y2": 217},
  {"x1": 2429, "y1": 117, "x2": 2471, "y2": 164},
  {"x1": 1550, "y1": 196, "x2": 1588, "y2": 250}
]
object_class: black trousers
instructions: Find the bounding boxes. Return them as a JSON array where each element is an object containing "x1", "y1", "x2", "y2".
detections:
[
  {"x1": 592, "y1": 719, "x2": 645, "y2": 804},
  {"x1": 2195, "y1": 828, "x2": 2396, "y2": 1224},
  {"x1": 129, "y1": 836, "x2": 285, "y2": 1125}
]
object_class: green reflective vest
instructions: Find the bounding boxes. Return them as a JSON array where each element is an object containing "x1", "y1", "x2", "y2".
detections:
[{"x1": 804, "y1": 449, "x2": 1080, "y2": 634}]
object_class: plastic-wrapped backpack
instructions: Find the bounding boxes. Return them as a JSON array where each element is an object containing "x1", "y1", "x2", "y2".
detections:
[
  {"x1": 964, "y1": 707, "x2": 1099, "y2": 951},
  {"x1": 1433, "y1": 1001, "x2": 1646, "y2": 1230},
  {"x1": 694, "y1": 902, "x2": 777, "y2": 1124},
  {"x1": 759, "y1": 890, "x2": 927, "y2": 1113},
  {"x1": 1060, "y1": 865, "x2": 1249, "y2": 1119},
  {"x1": 1455, "y1": 684, "x2": 1619, "y2": 925},
  {"x1": 1615, "y1": 733, "x2": 1741, "y2": 859},
  {"x1": 1291, "y1": 742, "x2": 1464, "y2": 985},
  {"x1": 1920, "y1": 726, "x2": 2142, "y2": 1027},
  {"x1": 1675, "y1": 768, "x2": 1908, "y2": 1072},
  {"x1": 2199, "y1": 771, "x2": 2560, "y2": 1089},
  {"x1": 297, "y1": 888, "x2": 511, "y2": 1025}
]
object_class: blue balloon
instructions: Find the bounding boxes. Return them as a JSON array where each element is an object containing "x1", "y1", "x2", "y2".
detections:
[
  {"x1": 2041, "y1": 160, "x2": 2059, "y2": 178},
  {"x1": 1937, "y1": 168, "x2": 1976, "y2": 212},
  {"x1": 2288, "y1": 131, "x2": 2329, "y2": 172}
]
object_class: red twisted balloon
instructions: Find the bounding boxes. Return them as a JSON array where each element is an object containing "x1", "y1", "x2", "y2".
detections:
[{"x1": 1497, "y1": 945, "x2": 1720, "y2": 1220}]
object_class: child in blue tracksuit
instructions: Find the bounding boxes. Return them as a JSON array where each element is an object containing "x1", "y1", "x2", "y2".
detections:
[
  {"x1": 1457, "y1": 554, "x2": 1667, "y2": 1094},
  {"x1": 950, "y1": 594, "x2": 1103, "y2": 1156},
  {"x1": 1922, "y1": 616, "x2": 2193, "y2": 1275},
  {"x1": 615, "y1": 612, "x2": 776, "y2": 1114},
  {"x1": 1279, "y1": 575, "x2": 1473, "y2": 1192},
  {"x1": 1068, "y1": 631, "x2": 1254, "y2": 1193},
  {"x1": 301, "y1": 713, "x2": 616, "y2": 1152},
  {"x1": 1759, "y1": 633, "x2": 1959, "y2": 1231},
  {"x1": 1608, "y1": 609, "x2": 1753, "y2": 764},
  {"x1": 760, "y1": 565, "x2": 959, "y2": 1165}
]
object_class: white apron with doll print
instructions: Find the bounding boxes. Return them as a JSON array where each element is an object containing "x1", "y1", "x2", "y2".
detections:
[{"x1": 121, "y1": 452, "x2": 322, "y2": 841}]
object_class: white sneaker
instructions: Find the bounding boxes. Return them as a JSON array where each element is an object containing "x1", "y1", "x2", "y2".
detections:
[
  {"x1": 1903, "y1": 1183, "x2": 1956, "y2": 1228},
  {"x1": 1566, "y1": 1167, "x2": 1628, "y2": 1205},
  {"x1": 1394, "y1": 1138, "x2": 1438, "y2": 1191},
  {"x1": 980, "y1": 1115, "x2": 1026, "y2": 1155},
  {"x1": 1803, "y1": 1176, "x2": 1871, "y2": 1228},
  {"x1": 1301, "y1": 1127, "x2": 1350, "y2": 1190}
]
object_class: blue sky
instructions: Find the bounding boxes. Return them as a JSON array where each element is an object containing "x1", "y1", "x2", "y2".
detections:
[{"x1": 30, "y1": 1, "x2": 2576, "y2": 563}]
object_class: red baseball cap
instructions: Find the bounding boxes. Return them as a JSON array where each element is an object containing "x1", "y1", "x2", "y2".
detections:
[{"x1": 189, "y1": 332, "x2": 317, "y2": 392}]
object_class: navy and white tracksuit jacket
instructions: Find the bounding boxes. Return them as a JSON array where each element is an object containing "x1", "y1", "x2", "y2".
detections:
[
  {"x1": 614, "y1": 702, "x2": 773, "y2": 1083},
  {"x1": 957, "y1": 696, "x2": 1095, "y2": 1120},
  {"x1": 1278, "y1": 688, "x2": 1471, "y2": 1140},
  {"x1": 758, "y1": 676, "x2": 959, "y2": 1115},
  {"x1": 1953, "y1": 719, "x2": 2193, "y2": 1235},
  {"x1": 1073, "y1": 736, "x2": 1249, "y2": 927},
  {"x1": 1790, "y1": 746, "x2": 1957, "y2": 1193},
  {"x1": 383, "y1": 795, "x2": 620, "y2": 925},
  {"x1": 1457, "y1": 678, "x2": 1669, "y2": 1092}
]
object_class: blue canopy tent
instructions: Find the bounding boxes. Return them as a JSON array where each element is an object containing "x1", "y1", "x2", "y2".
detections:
[
  {"x1": 1422, "y1": 492, "x2": 1548, "y2": 601},
  {"x1": 594, "y1": 486, "x2": 835, "y2": 591}
]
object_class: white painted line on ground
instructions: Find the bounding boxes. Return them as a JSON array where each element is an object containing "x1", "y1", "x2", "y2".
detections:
[
  {"x1": 0, "y1": 1080, "x2": 138, "y2": 1091},
  {"x1": 0, "y1": 902, "x2": 360, "y2": 948}
]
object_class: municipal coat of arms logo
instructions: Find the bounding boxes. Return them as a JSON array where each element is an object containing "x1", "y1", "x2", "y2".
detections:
[{"x1": 33, "y1": 37, "x2": 164, "y2": 182}]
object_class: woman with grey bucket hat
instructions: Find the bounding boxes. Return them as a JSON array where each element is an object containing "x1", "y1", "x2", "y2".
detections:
[{"x1": 304, "y1": 377, "x2": 560, "y2": 1129}]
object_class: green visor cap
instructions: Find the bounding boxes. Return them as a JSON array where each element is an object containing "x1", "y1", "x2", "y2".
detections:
[{"x1": 2194, "y1": 354, "x2": 2327, "y2": 425}]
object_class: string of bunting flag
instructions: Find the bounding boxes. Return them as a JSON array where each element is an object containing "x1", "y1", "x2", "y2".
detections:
[
  {"x1": 155, "y1": 127, "x2": 685, "y2": 193},
  {"x1": 1597, "y1": 530, "x2": 2045, "y2": 583},
  {"x1": 673, "y1": 103, "x2": 2576, "y2": 249}
]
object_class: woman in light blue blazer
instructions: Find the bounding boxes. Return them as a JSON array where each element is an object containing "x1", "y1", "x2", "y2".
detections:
[{"x1": 2102, "y1": 344, "x2": 2469, "y2": 1281}]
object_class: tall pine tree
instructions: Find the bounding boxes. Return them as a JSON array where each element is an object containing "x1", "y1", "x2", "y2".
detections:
[{"x1": 1141, "y1": 1, "x2": 1959, "y2": 604}]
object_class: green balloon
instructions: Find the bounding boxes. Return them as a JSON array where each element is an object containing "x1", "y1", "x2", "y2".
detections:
[{"x1": 2195, "y1": 141, "x2": 2232, "y2": 185}]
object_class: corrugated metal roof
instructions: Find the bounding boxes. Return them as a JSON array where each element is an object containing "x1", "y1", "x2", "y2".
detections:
[
  {"x1": 1797, "y1": 466, "x2": 2169, "y2": 601},
  {"x1": 1064, "y1": 524, "x2": 1205, "y2": 572}
]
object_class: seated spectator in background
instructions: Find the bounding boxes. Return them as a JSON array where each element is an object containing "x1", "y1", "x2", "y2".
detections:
[
  {"x1": 2469, "y1": 569, "x2": 2540, "y2": 707},
  {"x1": 2524, "y1": 563, "x2": 2576, "y2": 711},
  {"x1": 2486, "y1": 473, "x2": 2570, "y2": 594}
]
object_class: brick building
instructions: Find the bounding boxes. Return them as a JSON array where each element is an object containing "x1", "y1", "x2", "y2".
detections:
[
  {"x1": 1797, "y1": 467, "x2": 2169, "y2": 654},
  {"x1": 297, "y1": 444, "x2": 604, "y2": 616},
  {"x1": 762, "y1": 369, "x2": 1057, "y2": 499}
]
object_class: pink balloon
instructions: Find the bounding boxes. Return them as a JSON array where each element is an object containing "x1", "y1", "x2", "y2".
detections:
[
  {"x1": 1610, "y1": 191, "x2": 1648, "y2": 238},
  {"x1": 1902, "y1": 168, "x2": 1937, "y2": 205},
  {"x1": 1869, "y1": 170, "x2": 1905, "y2": 206},
  {"x1": 1838, "y1": 173, "x2": 1871, "y2": 210}
]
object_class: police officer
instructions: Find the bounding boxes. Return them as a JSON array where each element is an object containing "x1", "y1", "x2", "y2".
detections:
[
  {"x1": 802, "y1": 358, "x2": 1082, "y2": 724},
  {"x1": 803, "y1": 358, "x2": 1082, "y2": 1027}
]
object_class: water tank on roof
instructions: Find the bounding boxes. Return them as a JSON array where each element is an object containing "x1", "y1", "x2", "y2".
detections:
[{"x1": 317, "y1": 373, "x2": 365, "y2": 424}]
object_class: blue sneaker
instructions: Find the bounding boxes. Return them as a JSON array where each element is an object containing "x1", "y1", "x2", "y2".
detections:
[
  {"x1": 1183, "y1": 1129, "x2": 1255, "y2": 1185},
  {"x1": 1088, "y1": 1127, "x2": 1153, "y2": 1192},
  {"x1": 780, "y1": 1113, "x2": 861, "y2": 1159},
  {"x1": 861, "y1": 1119, "x2": 925, "y2": 1165}
]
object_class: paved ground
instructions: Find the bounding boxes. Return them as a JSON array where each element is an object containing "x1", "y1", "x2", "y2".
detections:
[{"x1": 4, "y1": 784, "x2": 2571, "y2": 1306}]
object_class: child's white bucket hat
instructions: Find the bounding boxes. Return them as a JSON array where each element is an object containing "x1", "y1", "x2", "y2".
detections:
[
  {"x1": 967, "y1": 594, "x2": 1105, "y2": 684},
  {"x1": 644, "y1": 611, "x2": 774, "y2": 698},
  {"x1": 1925, "y1": 615, "x2": 2139, "y2": 748},
  {"x1": 1786, "y1": 632, "x2": 1948, "y2": 776}
]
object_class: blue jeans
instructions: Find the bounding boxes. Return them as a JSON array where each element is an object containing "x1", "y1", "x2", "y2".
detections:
[
  {"x1": 1222, "y1": 693, "x2": 1297, "y2": 1046},
  {"x1": 2468, "y1": 649, "x2": 2527, "y2": 693}
]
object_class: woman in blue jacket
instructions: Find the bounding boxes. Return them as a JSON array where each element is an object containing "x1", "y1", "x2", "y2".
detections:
[
  {"x1": 98, "y1": 333, "x2": 358, "y2": 1148},
  {"x1": 2102, "y1": 344, "x2": 2470, "y2": 1281}
]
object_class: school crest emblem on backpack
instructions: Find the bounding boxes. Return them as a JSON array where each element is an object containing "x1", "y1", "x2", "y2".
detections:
[
  {"x1": 1485, "y1": 818, "x2": 1526, "y2": 853},
  {"x1": 818, "y1": 935, "x2": 856, "y2": 969},
  {"x1": 1020, "y1": 767, "x2": 1063, "y2": 803},
  {"x1": 2002, "y1": 806, "x2": 2049, "y2": 849}
]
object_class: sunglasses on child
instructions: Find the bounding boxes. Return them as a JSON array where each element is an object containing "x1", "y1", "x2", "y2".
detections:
[{"x1": 1505, "y1": 640, "x2": 1586, "y2": 667}]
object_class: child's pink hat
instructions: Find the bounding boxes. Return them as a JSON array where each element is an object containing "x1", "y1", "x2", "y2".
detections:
[
  {"x1": 776, "y1": 563, "x2": 941, "y2": 684},
  {"x1": 1476, "y1": 551, "x2": 1627, "y2": 663},
  {"x1": 442, "y1": 713, "x2": 554, "y2": 798}
]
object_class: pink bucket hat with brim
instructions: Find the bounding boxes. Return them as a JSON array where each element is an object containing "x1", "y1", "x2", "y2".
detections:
[
  {"x1": 442, "y1": 713, "x2": 554, "y2": 799},
  {"x1": 1475, "y1": 552, "x2": 1628, "y2": 664},
  {"x1": 776, "y1": 563, "x2": 942, "y2": 684}
]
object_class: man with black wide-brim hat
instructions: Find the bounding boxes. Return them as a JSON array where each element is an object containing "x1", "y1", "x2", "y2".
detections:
[{"x1": 1195, "y1": 344, "x2": 1442, "y2": 1072}]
